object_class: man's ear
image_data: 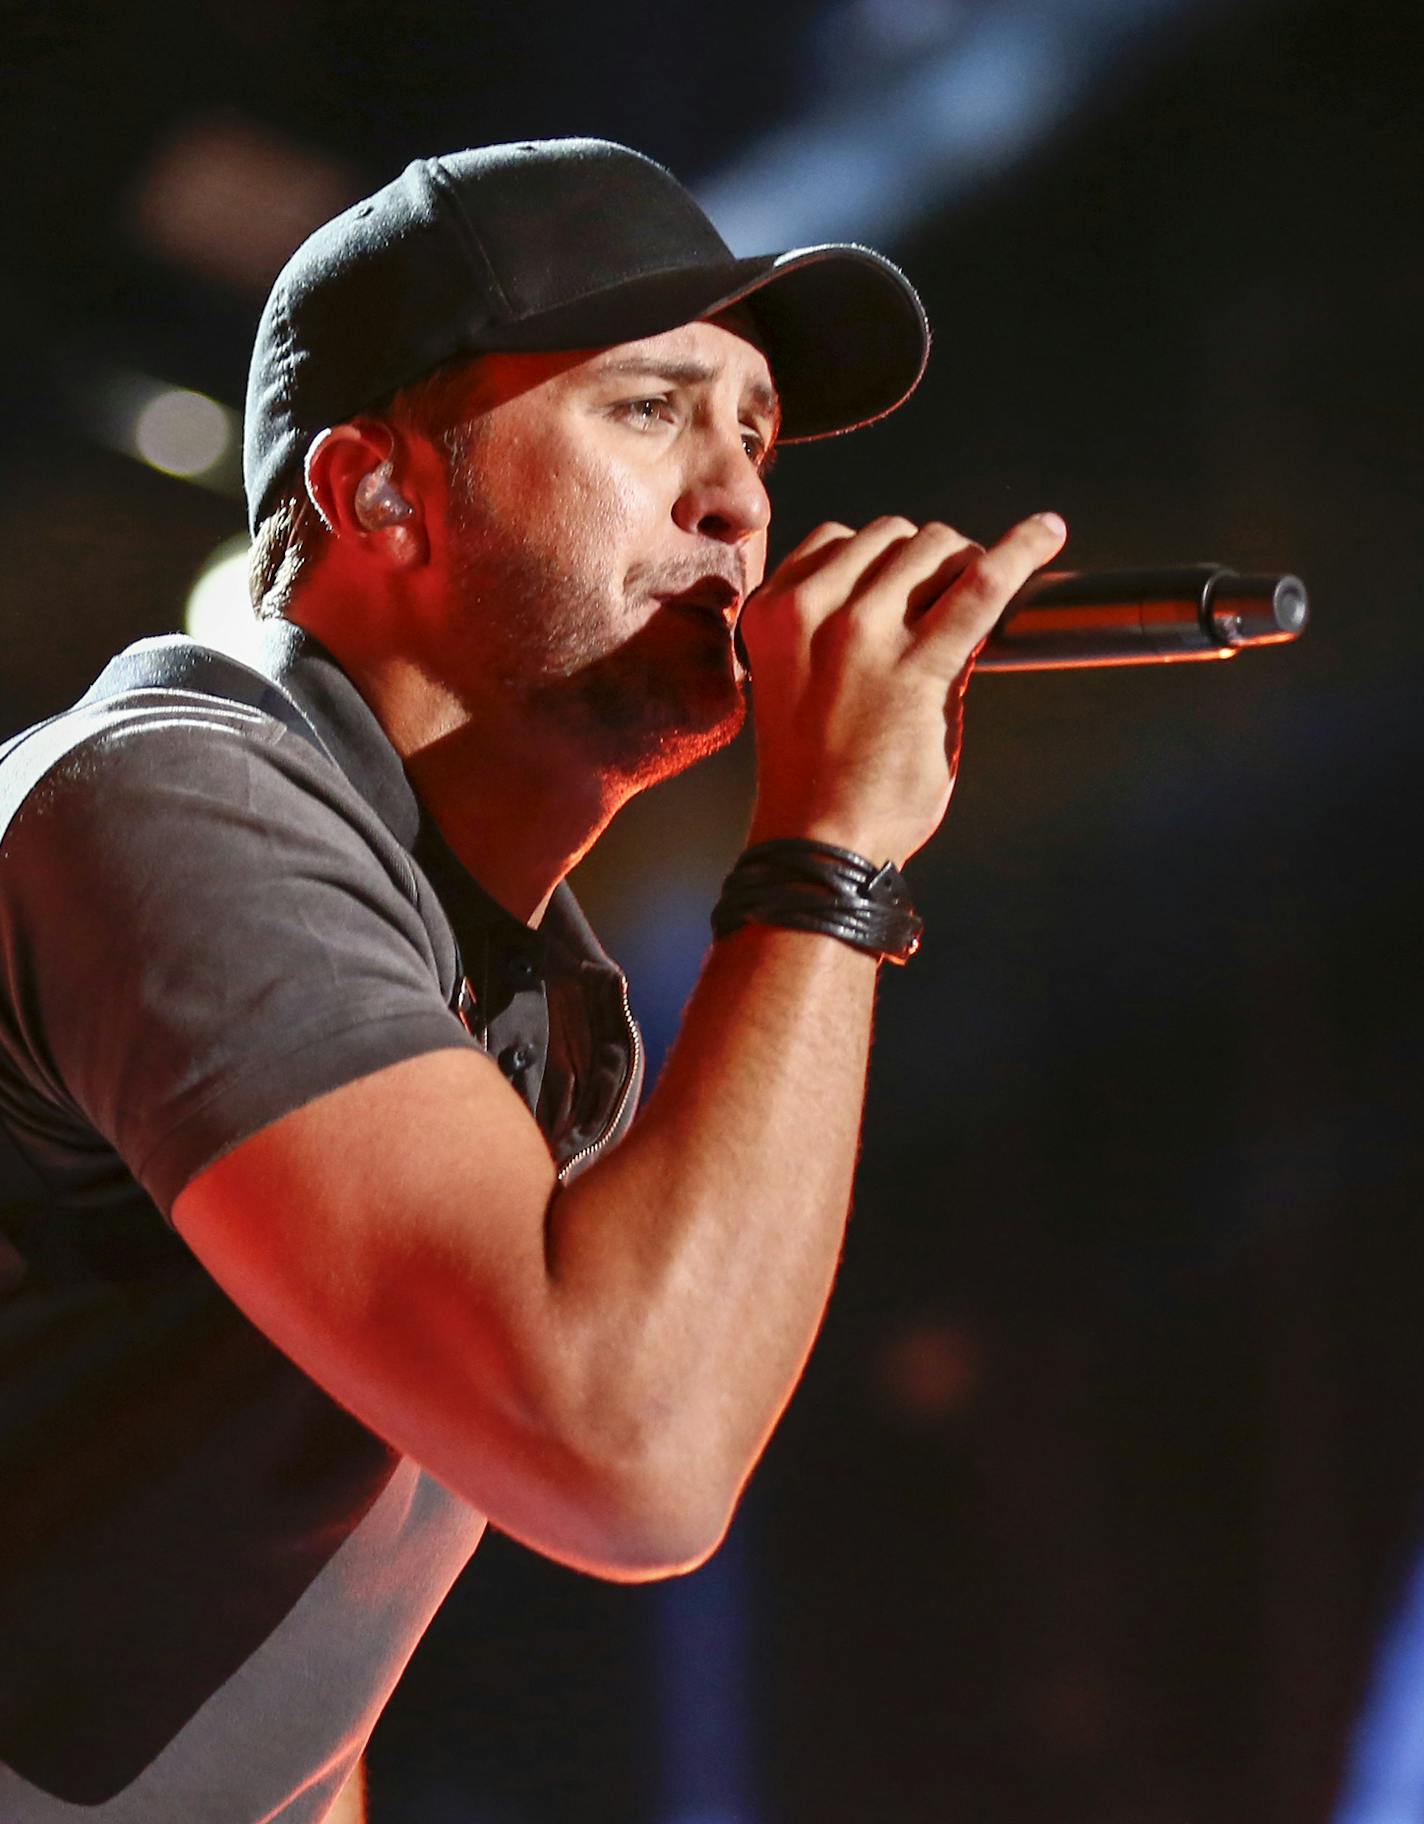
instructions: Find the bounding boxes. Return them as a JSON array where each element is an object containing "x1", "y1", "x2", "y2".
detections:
[{"x1": 304, "y1": 422, "x2": 427, "y2": 568}]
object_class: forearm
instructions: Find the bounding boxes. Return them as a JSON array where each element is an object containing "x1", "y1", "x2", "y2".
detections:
[{"x1": 546, "y1": 921, "x2": 877, "y2": 1538}]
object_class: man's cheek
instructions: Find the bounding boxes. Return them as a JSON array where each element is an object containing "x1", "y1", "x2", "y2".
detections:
[{"x1": 558, "y1": 462, "x2": 639, "y2": 546}]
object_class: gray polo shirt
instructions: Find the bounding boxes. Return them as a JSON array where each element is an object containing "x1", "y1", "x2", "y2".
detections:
[{"x1": 0, "y1": 622, "x2": 643, "y2": 1821}]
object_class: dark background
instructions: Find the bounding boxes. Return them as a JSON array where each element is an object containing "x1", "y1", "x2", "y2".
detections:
[{"x1": 6, "y1": 2, "x2": 1423, "y2": 1820}]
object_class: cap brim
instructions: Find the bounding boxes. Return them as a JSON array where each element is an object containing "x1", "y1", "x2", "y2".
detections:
[{"x1": 482, "y1": 244, "x2": 930, "y2": 441}]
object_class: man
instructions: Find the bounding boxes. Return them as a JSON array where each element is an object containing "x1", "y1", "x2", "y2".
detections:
[{"x1": 0, "y1": 139, "x2": 1066, "y2": 1821}]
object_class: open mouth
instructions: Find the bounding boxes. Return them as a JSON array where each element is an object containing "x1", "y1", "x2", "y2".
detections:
[{"x1": 657, "y1": 577, "x2": 742, "y2": 627}]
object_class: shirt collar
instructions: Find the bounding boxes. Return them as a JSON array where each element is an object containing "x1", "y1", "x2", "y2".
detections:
[{"x1": 249, "y1": 619, "x2": 619, "y2": 977}]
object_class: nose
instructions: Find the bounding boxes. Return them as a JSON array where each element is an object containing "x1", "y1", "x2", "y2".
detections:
[{"x1": 672, "y1": 428, "x2": 771, "y2": 546}]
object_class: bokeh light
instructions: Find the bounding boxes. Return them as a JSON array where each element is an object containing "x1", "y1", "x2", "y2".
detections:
[
  {"x1": 184, "y1": 534, "x2": 264, "y2": 663},
  {"x1": 134, "y1": 386, "x2": 231, "y2": 479}
]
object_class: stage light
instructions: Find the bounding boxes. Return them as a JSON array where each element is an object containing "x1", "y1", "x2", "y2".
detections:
[
  {"x1": 184, "y1": 534, "x2": 265, "y2": 664},
  {"x1": 1334, "y1": 1541, "x2": 1424, "y2": 1823},
  {"x1": 134, "y1": 387, "x2": 231, "y2": 479},
  {"x1": 698, "y1": 0, "x2": 1233, "y2": 249},
  {"x1": 74, "y1": 359, "x2": 242, "y2": 496},
  {"x1": 878, "y1": 1320, "x2": 981, "y2": 1421},
  {"x1": 130, "y1": 114, "x2": 354, "y2": 296}
]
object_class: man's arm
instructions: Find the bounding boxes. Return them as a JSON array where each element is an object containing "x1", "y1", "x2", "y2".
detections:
[{"x1": 173, "y1": 512, "x2": 1065, "y2": 1579}]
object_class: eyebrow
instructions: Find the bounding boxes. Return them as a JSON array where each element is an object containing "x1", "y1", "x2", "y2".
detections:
[{"x1": 592, "y1": 357, "x2": 783, "y2": 435}]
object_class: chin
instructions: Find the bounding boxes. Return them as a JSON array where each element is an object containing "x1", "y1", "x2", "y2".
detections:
[{"x1": 597, "y1": 668, "x2": 747, "y2": 790}]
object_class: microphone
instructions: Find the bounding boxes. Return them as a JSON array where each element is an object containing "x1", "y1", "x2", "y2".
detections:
[
  {"x1": 733, "y1": 564, "x2": 1308, "y2": 674},
  {"x1": 974, "y1": 564, "x2": 1309, "y2": 672}
]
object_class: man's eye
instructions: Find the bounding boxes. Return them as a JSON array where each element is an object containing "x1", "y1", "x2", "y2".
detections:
[
  {"x1": 618, "y1": 398, "x2": 672, "y2": 429},
  {"x1": 744, "y1": 433, "x2": 778, "y2": 476}
]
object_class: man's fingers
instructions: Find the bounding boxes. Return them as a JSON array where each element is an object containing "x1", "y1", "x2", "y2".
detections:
[
  {"x1": 747, "y1": 511, "x2": 1065, "y2": 679},
  {"x1": 756, "y1": 517, "x2": 976, "y2": 645},
  {"x1": 739, "y1": 521, "x2": 854, "y2": 628},
  {"x1": 809, "y1": 518, "x2": 972, "y2": 616},
  {"x1": 790, "y1": 518, "x2": 919, "y2": 606},
  {"x1": 746, "y1": 517, "x2": 923, "y2": 656},
  {"x1": 912, "y1": 512, "x2": 1068, "y2": 672},
  {"x1": 850, "y1": 522, "x2": 984, "y2": 633},
  {"x1": 782, "y1": 519, "x2": 857, "y2": 566}
]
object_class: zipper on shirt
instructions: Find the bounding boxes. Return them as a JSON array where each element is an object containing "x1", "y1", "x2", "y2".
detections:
[{"x1": 556, "y1": 973, "x2": 643, "y2": 1184}]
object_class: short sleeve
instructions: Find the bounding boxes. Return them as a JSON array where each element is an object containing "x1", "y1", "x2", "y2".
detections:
[{"x1": 0, "y1": 703, "x2": 481, "y2": 1214}]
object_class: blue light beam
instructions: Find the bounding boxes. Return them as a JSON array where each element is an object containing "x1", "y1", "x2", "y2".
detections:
[
  {"x1": 697, "y1": 0, "x2": 1254, "y2": 252},
  {"x1": 1334, "y1": 1537, "x2": 1424, "y2": 1824}
]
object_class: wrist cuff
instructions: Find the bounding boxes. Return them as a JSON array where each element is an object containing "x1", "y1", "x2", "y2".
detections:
[{"x1": 711, "y1": 838, "x2": 923, "y2": 966}]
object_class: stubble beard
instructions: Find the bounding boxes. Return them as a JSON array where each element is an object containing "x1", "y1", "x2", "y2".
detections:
[{"x1": 444, "y1": 488, "x2": 747, "y2": 791}]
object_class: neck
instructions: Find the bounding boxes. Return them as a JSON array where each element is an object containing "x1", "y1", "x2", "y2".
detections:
[
  {"x1": 322, "y1": 643, "x2": 625, "y2": 926},
  {"x1": 404, "y1": 710, "x2": 624, "y2": 927}
]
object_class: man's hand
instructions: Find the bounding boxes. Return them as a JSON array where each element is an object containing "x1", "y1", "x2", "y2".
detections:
[{"x1": 740, "y1": 512, "x2": 1068, "y2": 866}]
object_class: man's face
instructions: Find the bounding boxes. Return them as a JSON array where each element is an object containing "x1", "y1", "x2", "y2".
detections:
[{"x1": 425, "y1": 313, "x2": 777, "y2": 786}]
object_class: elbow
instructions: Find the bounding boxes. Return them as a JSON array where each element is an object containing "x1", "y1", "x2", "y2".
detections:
[
  {"x1": 575, "y1": 1452, "x2": 737, "y2": 1582},
  {"x1": 449, "y1": 1369, "x2": 738, "y2": 1581},
  {"x1": 494, "y1": 1320, "x2": 748, "y2": 1579},
  {"x1": 555, "y1": 1409, "x2": 743, "y2": 1581},
  {"x1": 587, "y1": 1510, "x2": 731, "y2": 1583}
]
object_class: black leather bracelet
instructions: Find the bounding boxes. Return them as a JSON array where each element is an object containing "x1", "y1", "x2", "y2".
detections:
[{"x1": 711, "y1": 838, "x2": 924, "y2": 965}]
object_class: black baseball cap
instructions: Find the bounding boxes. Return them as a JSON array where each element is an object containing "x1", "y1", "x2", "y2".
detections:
[{"x1": 244, "y1": 138, "x2": 930, "y2": 533}]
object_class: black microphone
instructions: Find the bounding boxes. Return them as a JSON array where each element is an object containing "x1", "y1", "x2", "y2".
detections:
[
  {"x1": 974, "y1": 564, "x2": 1308, "y2": 671},
  {"x1": 734, "y1": 564, "x2": 1308, "y2": 674}
]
